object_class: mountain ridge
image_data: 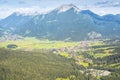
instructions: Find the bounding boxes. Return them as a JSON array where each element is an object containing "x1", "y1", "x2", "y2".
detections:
[{"x1": 0, "y1": 4, "x2": 120, "y2": 41}]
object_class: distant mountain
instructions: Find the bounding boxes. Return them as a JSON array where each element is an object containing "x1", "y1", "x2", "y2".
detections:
[
  {"x1": 0, "y1": 4, "x2": 120, "y2": 41},
  {"x1": 0, "y1": 26, "x2": 3, "y2": 36},
  {"x1": 0, "y1": 12, "x2": 34, "y2": 31},
  {"x1": 103, "y1": 14, "x2": 120, "y2": 24}
]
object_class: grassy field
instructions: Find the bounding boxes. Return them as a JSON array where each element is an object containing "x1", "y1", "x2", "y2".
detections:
[{"x1": 0, "y1": 37, "x2": 79, "y2": 50}]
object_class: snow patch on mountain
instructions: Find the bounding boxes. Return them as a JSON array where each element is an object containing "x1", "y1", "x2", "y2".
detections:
[
  {"x1": 55, "y1": 4, "x2": 80, "y2": 13},
  {"x1": 14, "y1": 11, "x2": 41, "y2": 16}
]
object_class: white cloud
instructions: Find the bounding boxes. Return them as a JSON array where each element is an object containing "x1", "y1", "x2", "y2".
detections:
[
  {"x1": 0, "y1": 7, "x2": 13, "y2": 19},
  {"x1": 90, "y1": 7, "x2": 120, "y2": 15},
  {"x1": 15, "y1": 6, "x2": 52, "y2": 13},
  {"x1": 0, "y1": 2, "x2": 120, "y2": 19},
  {"x1": 15, "y1": 7, "x2": 41, "y2": 14},
  {"x1": 0, "y1": 6, "x2": 53, "y2": 19}
]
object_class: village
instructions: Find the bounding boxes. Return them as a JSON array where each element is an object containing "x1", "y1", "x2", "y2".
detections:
[{"x1": 52, "y1": 40, "x2": 111, "y2": 77}]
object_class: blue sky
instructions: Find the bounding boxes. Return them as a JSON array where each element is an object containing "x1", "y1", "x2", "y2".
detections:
[{"x1": 0, "y1": 0, "x2": 120, "y2": 19}]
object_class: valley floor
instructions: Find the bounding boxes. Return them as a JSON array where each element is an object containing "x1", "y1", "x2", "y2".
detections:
[{"x1": 0, "y1": 37, "x2": 120, "y2": 80}]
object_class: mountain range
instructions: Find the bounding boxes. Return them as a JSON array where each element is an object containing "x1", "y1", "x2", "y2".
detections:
[{"x1": 0, "y1": 4, "x2": 120, "y2": 41}]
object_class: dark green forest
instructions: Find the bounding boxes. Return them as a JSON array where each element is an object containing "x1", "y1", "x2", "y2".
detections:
[{"x1": 0, "y1": 48, "x2": 94, "y2": 80}]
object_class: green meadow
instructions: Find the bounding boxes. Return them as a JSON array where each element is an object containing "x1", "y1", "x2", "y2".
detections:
[{"x1": 0, "y1": 37, "x2": 79, "y2": 50}]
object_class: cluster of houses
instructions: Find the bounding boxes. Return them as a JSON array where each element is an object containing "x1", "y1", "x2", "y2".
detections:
[
  {"x1": 52, "y1": 41, "x2": 93, "y2": 54},
  {"x1": 52, "y1": 41, "x2": 95, "y2": 59}
]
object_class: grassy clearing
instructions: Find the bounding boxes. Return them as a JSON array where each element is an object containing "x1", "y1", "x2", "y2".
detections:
[
  {"x1": 55, "y1": 75, "x2": 75, "y2": 80},
  {"x1": 94, "y1": 53, "x2": 111, "y2": 58},
  {"x1": 77, "y1": 55, "x2": 84, "y2": 59},
  {"x1": 89, "y1": 41, "x2": 103, "y2": 47},
  {"x1": 58, "y1": 51, "x2": 70, "y2": 58},
  {"x1": 79, "y1": 62, "x2": 89, "y2": 67},
  {"x1": 109, "y1": 63, "x2": 120, "y2": 69}
]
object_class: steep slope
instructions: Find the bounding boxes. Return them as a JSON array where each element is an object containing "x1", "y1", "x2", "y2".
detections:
[
  {"x1": 0, "y1": 26, "x2": 4, "y2": 36},
  {"x1": 0, "y1": 4, "x2": 120, "y2": 41},
  {"x1": 14, "y1": 5, "x2": 96, "y2": 40},
  {"x1": 103, "y1": 14, "x2": 120, "y2": 23},
  {"x1": 0, "y1": 48, "x2": 89, "y2": 80},
  {"x1": 0, "y1": 12, "x2": 34, "y2": 32}
]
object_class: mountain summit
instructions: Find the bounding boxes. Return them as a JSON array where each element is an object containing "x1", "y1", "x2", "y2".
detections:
[
  {"x1": 0, "y1": 4, "x2": 120, "y2": 41},
  {"x1": 55, "y1": 4, "x2": 80, "y2": 13}
]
